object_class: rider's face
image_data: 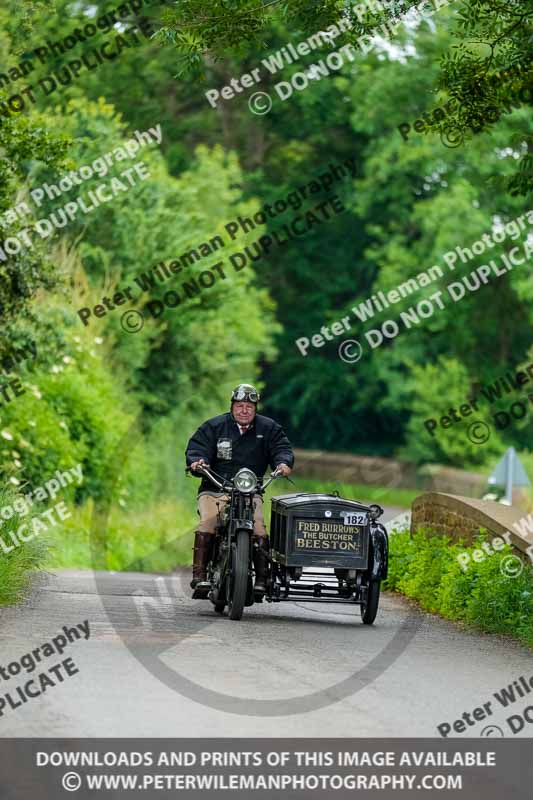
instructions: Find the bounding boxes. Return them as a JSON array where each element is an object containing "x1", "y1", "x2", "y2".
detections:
[{"x1": 232, "y1": 401, "x2": 256, "y2": 425}]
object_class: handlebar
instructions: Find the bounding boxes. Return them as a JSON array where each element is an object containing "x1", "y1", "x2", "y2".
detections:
[
  {"x1": 186, "y1": 464, "x2": 282, "y2": 493},
  {"x1": 186, "y1": 464, "x2": 227, "y2": 491},
  {"x1": 261, "y1": 469, "x2": 282, "y2": 490}
]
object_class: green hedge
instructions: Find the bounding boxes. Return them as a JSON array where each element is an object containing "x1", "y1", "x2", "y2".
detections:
[{"x1": 385, "y1": 530, "x2": 533, "y2": 647}]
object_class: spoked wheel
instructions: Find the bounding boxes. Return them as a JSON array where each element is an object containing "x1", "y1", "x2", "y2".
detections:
[
  {"x1": 226, "y1": 530, "x2": 250, "y2": 620},
  {"x1": 360, "y1": 580, "x2": 380, "y2": 625}
]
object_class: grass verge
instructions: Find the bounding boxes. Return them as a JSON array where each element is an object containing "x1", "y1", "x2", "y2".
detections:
[
  {"x1": 0, "y1": 489, "x2": 46, "y2": 607},
  {"x1": 44, "y1": 499, "x2": 198, "y2": 572},
  {"x1": 385, "y1": 529, "x2": 533, "y2": 648}
]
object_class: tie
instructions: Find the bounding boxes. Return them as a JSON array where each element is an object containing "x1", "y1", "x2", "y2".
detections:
[{"x1": 239, "y1": 424, "x2": 249, "y2": 435}]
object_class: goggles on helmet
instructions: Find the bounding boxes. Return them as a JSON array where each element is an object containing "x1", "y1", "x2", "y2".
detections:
[{"x1": 231, "y1": 386, "x2": 260, "y2": 403}]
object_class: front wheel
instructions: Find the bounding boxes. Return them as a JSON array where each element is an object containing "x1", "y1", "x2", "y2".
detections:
[
  {"x1": 227, "y1": 530, "x2": 250, "y2": 621},
  {"x1": 360, "y1": 580, "x2": 380, "y2": 625}
]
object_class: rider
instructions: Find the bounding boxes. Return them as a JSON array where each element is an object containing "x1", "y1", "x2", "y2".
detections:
[{"x1": 186, "y1": 383, "x2": 294, "y2": 593}]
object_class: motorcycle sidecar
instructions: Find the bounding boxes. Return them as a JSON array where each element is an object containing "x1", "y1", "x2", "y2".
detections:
[{"x1": 267, "y1": 492, "x2": 388, "y2": 624}]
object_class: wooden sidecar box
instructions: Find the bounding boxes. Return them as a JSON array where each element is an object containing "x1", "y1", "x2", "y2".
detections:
[{"x1": 269, "y1": 492, "x2": 370, "y2": 568}]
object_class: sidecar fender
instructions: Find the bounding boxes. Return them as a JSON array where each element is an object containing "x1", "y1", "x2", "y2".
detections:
[{"x1": 370, "y1": 523, "x2": 389, "y2": 580}]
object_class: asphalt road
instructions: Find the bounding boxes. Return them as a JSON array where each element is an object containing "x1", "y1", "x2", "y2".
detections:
[{"x1": 1, "y1": 508, "x2": 531, "y2": 738}]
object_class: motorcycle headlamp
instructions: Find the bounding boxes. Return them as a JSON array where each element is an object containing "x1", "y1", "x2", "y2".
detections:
[{"x1": 234, "y1": 468, "x2": 258, "y2": 493}]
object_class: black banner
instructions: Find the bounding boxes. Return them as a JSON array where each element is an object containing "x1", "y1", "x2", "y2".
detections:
[{"x1": 0, "y1": 739, "x2": 531, "y2": 798}]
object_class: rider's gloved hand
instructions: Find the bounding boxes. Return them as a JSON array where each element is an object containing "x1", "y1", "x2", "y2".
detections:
[
  {"x1": 191, "y1": 459, "x2": 210, "y2": 472},
  {"x1": 276, "y1": 463, "x2": 292, "y2": 477}
]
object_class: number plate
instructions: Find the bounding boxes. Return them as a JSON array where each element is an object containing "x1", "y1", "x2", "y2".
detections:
[{"x1": 342, "y1": 512, "x2": 368, "y2": 526}]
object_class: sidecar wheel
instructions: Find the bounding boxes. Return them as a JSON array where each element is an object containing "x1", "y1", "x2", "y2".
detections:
[
  {"x1": 227, "y1": 530, "x2": 250, "y2": 621},
  {"x1": 361, "y1": 580, "x2": 380, "y2": 625}
]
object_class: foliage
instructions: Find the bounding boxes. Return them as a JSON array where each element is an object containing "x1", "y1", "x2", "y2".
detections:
[
  {"x1": 436, "y1": 0, "x2": 532, "y2": 196},
  {"x1": 385, "y1": 529, "x2": 533, "y2": 647},
  {"x1": 155, "y1": 0, "x2": 342, "y2": 75},
  {"x1": 154, "y1": 1, "x2": 531, "y2": 193},
  {"x1": 400, "y1": 356, "x2": 506, "y2": 466},
  {"x1": 0, "y1": 297, "x2": 137, "y2": 502},
  {"x1": 0, "y1": 109, "x2": 70, "y2": 331},
  {"x1": 258, "y1": 19, "x2": 531, "y2": 458},
  {"x1": 24, "y1": 97, "x2": 281, "y2": 418},
  {"x1": 0, "y1": 486, "x2": 46, "y2": 606}
]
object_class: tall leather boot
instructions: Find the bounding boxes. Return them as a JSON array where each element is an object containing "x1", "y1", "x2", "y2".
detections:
[
  {"x1": 253, "y1": 536, "x2": 270, "y2": 594},
  {"x1": 190, "y1": 532, "x2": 212, "y2": 589}
]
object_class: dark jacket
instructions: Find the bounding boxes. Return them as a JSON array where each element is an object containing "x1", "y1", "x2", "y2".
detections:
[{"x1": 185, "y1": 412, "x2": 295, "y2": 494}]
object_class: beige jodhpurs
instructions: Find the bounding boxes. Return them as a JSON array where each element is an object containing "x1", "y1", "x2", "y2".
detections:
[{"x1": 197, "y1": 492, "x2": 267, "y2": 537}]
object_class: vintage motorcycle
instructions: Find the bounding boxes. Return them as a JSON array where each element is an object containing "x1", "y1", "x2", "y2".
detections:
[{"x1": 188, "y1": 465, "x2": 388, "y2": 623}]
